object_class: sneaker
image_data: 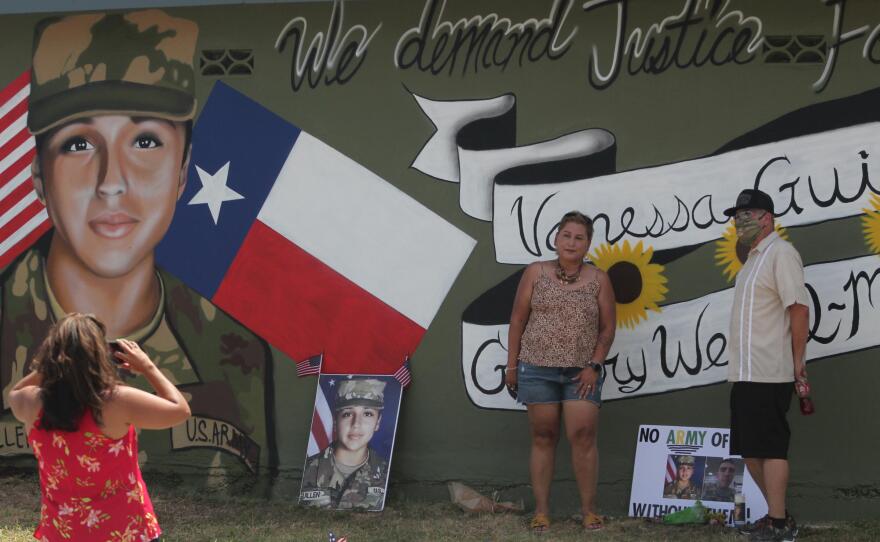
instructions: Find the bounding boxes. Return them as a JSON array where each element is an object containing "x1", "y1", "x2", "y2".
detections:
[
  {"x1": 739, "y1": 514, "x2": 770, "y2": 535},
  {"x1": 749, "y1": 523, "x2": 783, "y2": 541},
  {"x1": 748, "y1": 516, "x2": 798, "y2": 542},
  {"x1": 783, "y1": 515, "x2": 798, "y2": 541}
]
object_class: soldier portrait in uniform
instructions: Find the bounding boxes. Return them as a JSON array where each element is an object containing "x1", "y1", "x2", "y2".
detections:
[
  {"x1": 299, "y1": 375, "x2": 402, "y2": 511},
  {"x1": 701, "y1": 457, "x2": 742, "y2": 503},
  {"x1": 662, "y1": 455, "x2": 705, "y2": 500},
  {"x1": 0, "y1": 9, "x2": 273, "y2": 477}
]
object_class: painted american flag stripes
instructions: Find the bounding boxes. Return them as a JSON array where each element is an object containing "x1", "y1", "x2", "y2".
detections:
[{"x1": 0, "y1": 70, "x2": 50, "y2": 269}]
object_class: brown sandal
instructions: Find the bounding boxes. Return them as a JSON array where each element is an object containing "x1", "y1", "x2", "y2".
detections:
[
  {"x1": 530, "y1": 513, "x2": 551, "y2": 533},
  {"x1": 583, "y1": 512, "x2": 604, "y2": 530}
]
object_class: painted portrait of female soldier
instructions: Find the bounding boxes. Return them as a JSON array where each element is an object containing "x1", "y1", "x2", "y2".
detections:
[{"x1": 0, "y1": 10, "x2": 274, "y2": 477}]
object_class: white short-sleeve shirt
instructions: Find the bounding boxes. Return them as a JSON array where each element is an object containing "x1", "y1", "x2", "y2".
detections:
[{"x1": 728, "y1": 231, "x2": 809, "y2": 383}]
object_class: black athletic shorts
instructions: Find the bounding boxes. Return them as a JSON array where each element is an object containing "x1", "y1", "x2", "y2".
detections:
[{"x1": 729, "y1": 381, "x2": 794, "y2": 459}]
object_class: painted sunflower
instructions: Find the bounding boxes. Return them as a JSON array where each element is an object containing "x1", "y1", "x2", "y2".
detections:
[
  {"x1": 714, "y1": 222, "x2": 788, "y2": 282},
  {"x1": 862, "y1": 193, "x2": 880, "y2": 255},
  {"x1": 590, "y1": 240, "x2": 667, "y2": 329}
]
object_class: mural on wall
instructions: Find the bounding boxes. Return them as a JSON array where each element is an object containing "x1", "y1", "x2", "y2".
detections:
[
  {"x1": 0, "y1": 0, "x2": 878, "y2": 489},
  {"x1": 461, "y1": 86, "x2": 880, "y2": 410},
  {"x1": 0, "y1": 7, "x2": 476, "y2": 476},
  {"x1": 156, "y1": 82, "x2": 475, "y2": 377},
  {"x1": 0, "y1": 12, "x2": 271, "y2": 475},
  {"x1": 394, "y1": 0, "x2": 880, "y2": 412},
  {"x1": 389, "y1": 0, "x2": 880, "y2": 93}
]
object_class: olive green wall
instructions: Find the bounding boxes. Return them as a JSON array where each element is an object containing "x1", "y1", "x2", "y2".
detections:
[{"x1": 1, "y1": 0, "x2": 878, "y2": 519}]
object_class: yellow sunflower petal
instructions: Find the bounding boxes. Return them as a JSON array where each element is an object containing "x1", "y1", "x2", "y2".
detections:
[
  {"x1": 862, "y1": 194, "x2": 880, "y2": 255},
  {"x1": 590, "y1": 240, "x2": 667, "y2": 329}
]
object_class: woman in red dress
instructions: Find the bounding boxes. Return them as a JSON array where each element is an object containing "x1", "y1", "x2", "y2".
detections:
[{"x1": 9, "y1": 313, "x2": 191, "y2": 542}]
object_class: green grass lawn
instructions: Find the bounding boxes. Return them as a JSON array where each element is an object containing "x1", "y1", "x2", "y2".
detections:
[{"x1": 2, "y1": 469, "x2": 878, "y2": 541}]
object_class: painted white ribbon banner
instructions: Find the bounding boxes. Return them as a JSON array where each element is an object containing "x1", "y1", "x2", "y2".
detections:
[
  {"x1": 462, "y1": 254, "x2": 880, "y2": 411},
  {"x1": 410, "y1": 93, "x2": 616, "y2": 221},
  {"x1": 494, "y1": 122, "x2": 880, "y2": 263}
]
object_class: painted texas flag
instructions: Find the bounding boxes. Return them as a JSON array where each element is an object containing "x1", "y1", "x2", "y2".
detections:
[{"x1": 156, "y1": 82, "x2": 475, "y2": 375}]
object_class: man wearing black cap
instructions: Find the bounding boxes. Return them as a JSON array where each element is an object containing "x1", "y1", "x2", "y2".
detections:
[{"x1": 723, "y1": 189, "x2": 809, "y2": 542}]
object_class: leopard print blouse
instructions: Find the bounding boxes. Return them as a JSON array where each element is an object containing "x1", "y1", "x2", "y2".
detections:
[{"x1": 518, "y1": 268, "x2": 601, "y2": 368}]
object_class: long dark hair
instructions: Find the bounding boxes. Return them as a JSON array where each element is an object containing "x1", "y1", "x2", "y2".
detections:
[{"x1": 31, "y1": 313, "x2": 119, "y2": 431}]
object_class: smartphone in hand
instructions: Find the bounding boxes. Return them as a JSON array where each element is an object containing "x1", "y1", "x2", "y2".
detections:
[
  {"x1": 108, "y1": 340, "x2": 122, "y2": 360},
  {"x1": 108, "y1": 341, "x2": 132, "y2": 378}
]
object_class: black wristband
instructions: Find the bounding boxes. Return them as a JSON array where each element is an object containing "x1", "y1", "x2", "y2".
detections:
[{"x1": 586, "y1": 361, "x2": 603, "y2": 373}]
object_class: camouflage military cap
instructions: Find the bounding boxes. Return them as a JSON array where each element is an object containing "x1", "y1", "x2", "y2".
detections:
[
  {"x1": 335, "y1": 379, "x2": 386, "y2": 410},
  {"x1": 677, "y1": 455, "x2": 695, "y2": 466},
  {"x1": 28, "y1": 9, "x2": 198, "y2": 135}
]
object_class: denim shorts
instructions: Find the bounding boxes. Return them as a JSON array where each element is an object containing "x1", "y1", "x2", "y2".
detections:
[{"x1": 516, "y1": 361, "x2": 604, "y2": 407}]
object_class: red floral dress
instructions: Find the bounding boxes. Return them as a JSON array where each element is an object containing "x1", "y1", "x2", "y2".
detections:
[{"x1": 28, "y1": 410, "x2": 160, "y2": 542}]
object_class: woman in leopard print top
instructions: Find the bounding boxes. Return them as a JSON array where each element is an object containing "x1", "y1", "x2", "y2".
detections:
[{"x1": 506, "y1": 211, "x2": 616, "y2": 532}]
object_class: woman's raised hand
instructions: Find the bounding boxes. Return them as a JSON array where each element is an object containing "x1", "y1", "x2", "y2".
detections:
[{"x1": 112, "y1": 339, "x2": 156, "y2": 375}]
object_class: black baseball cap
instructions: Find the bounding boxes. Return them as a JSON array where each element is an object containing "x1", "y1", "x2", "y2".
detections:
[{"x1": 723, "y1": 188, "x2": 775, "y2": 217}]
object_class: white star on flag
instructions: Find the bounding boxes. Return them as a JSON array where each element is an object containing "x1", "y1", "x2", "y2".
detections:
[{"x1": 188, "y1": 162, "x2": 244, "y2": 224}]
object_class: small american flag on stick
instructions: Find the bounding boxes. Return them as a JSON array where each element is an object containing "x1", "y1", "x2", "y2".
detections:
[
  {"x1": 295, "y1": 352, "x2": 323, "y2": 377},
  {"x1": 393, "y1": 356, "x2": 412, "y2": 389}
]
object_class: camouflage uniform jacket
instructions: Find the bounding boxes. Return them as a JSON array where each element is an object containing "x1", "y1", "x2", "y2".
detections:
[
  {"x1": 663, "y1": 480, "x2": 700, "y2": 500},
  {"x1": 701, "y1": 483, "x2": 735, "y2": 502},
  {"x1": 300, "y1": 444, "x2": 389, "y2": 510},
  {"x1": 0, "y1": 237, "x2": 275, "y2": 476}
]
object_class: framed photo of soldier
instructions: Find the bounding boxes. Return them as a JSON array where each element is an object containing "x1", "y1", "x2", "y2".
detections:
[{"x1": 299, "y1": 374, "x2": 403, "y2": 511}]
